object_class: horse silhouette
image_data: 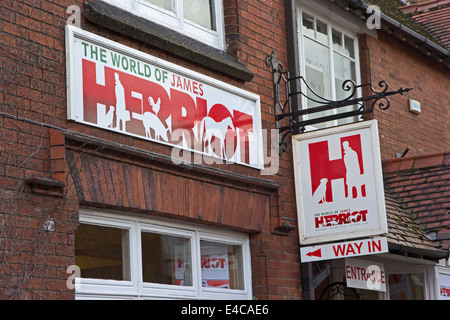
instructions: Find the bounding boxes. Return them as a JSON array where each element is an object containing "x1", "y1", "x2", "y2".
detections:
[{"x1": 200, "y1": 116, "x2": 235, "y2": 158}]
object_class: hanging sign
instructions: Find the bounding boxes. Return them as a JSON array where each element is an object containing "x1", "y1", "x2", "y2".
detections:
[
  {"x1": 292, "y1": 120, "x2": 387, "y2": 245},
  {"x1": 65, "y1": 25, "x2": 263, "y2": 169},
  {"x1": 345, "y1": 258, "x2": 386, "y2": 292}
]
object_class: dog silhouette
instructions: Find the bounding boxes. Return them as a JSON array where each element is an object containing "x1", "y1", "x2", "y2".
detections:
[{"x1": 312, "y1": 178, "x2": 328, "y2": 204}]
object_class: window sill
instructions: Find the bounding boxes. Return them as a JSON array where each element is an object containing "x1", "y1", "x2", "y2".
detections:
[{"x1": 84, "y1": 0, "x2": 254, "y2": 82}]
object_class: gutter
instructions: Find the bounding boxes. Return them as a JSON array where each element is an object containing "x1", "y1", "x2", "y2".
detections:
[
  {"x1": 388, "y1": 242, "x2": 449, "y2": 262},
  {"x1": 339, "y1": 0, "x2": 450, "y2": 68}
]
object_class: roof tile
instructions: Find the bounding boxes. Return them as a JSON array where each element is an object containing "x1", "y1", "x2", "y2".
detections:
[
  {"x1": 385, "y1": 191, "x2": 444, "y2": 255},
  {"x1": 383, "y1": 153, "x2": 450, "y2": 250},
  {"x1": 401, "y1": 1, "x2": 450, "y2": 50}
]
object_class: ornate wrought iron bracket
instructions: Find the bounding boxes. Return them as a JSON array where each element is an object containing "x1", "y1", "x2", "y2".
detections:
[{"x1": 266, "y1": 50, "x2": 413, "y2": 154}]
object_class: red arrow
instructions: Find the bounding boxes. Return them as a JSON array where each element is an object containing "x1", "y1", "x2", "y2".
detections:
[{"x1": 306, "y1": 249, "x2": 322, "y2": 258}]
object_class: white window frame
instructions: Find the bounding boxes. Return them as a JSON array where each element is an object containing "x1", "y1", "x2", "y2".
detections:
[
  {"x1": 296, "y1": 4, "x2": 363, "y2": 130},
  {"x1": 137, "y1": 222, "x2": 199, "y2": 299},
  {"x1": 381, "y1": 257, "x2": 437, "y2": 300},
  {"x1": 105, "y1": 0, "x2": 225, "y2": 50},
  {"x1": 74, "y1": 213, "x2": 139, "y2": 298},
  {"x1": 75, "y1": 208, "x2": 252, "y2": 300}
]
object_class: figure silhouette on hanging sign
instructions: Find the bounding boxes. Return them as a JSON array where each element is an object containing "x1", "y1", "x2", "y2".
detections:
[
  {"x1": 114, "y1": 73, "x2": 130, "y2": 132},
  {"x1": 343, "y1": 140, "x2": 364, "y2": 199}
]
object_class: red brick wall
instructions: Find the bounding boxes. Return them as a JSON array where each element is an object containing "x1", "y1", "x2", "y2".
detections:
[
  {"x1": 0, "y1": 119, "x2": 78, "y2": 299},
  {"x1": 224, "y1": 0, "x2": 301, "y2": 299},
  {"x1": 0, "y1": 0, "x2": 80, "y2": 299},
  {"x1": 0, "y1": 0, "x2": 302, "y2": 299},
  {"x1": 360, "y1": 32, "x2": 450, "y2": 161}
]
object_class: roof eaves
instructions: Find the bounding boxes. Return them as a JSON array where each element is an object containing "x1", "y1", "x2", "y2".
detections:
[
  {"x1": 337, "y1": 0, "x2": 450, "y2": 68},
  {"x1": 388, "y1": 242, "x2": 449, "y2": 260},
  {"x1": 384, "y1": 191, "x2": 448, "y2": 261}
]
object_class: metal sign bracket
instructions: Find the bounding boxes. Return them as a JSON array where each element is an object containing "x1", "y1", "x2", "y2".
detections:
[{"x1": 266, "y1": 50, "x2": 412, "y2": 154}]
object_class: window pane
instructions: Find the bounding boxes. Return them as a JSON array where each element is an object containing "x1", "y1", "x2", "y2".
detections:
[
  {"x1": 302, "y1": 13, "x2": 315, "y2": 38},
  {"x1": 334, "y1": 54, "x2": 356, "y2": 100},
  {"x1": 303, "y1": 37, "x2": 333, "y2": 129},
  {"x1": 389, "y1": 274, "x2": 425, "y2": 300},
  {"x1": 200, "y1": 241, "x2": 244, "y2": 290},
  {"x1": 141, "y1": 232, "x2": 192, "y2": 286},
  {"x1": 332, "y1": 29, "x2": 343, "y2": 52},
  {"x1": 143, "y1": 0, "x2": 175, "y2": 12},
  {"x1": 334, "y1": 53, "x2": 358, "y2": 125},
  {"x1": 316, "y1": 19, "x2": 328, "y2": 44},
  {"x1": 184, "y1": 0, "x2": 215, "y2": 30},
  {"x1": 344, "y1": 35, "x2": 355, "y2": 59},
  {"x1": 75, "y1": 224, "x2": 130, "y2": 281}
]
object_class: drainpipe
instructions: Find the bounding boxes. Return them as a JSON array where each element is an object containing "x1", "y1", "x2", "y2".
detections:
[{"x1": 285, "y1": 0, "x2": 302, "y2": 135}]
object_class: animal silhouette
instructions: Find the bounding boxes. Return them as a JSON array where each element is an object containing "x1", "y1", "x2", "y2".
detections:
[
  {"x1": 105, "y1": 106, "x2": 114, "y2": 128},
  {"x1": 312, "y1": 178, "x2": 328, "y2": 204},
  {"x1": 148, "y1": 97, "x2": 161, "y2": 115},
  {"x1": 200, "y1": 116, "x2": 235, "y2": 158},
  {"x1": 97, "y1": 104, "x2": 114, "y2": 128},
  {"x1": 131, "y1": 94, "x2": 171, "y2": 142},
  {"x1": 329, "y1": 217, "x2": 338, "y2": 226},
  {"x1": 142, "y1": 112, "x2": 171, "y2": 141}
]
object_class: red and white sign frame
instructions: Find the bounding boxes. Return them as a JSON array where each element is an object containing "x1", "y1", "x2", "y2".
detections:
[
  {"x1": 292, "y1": 120, "x2": 388, "y2": 245},
  {"x1": 65, "y1": 25, "x2": 263, "y2": 169}
]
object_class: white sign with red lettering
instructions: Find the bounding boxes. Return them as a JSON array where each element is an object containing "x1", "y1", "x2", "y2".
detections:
[
  {"x1": 292, "y1": 120, "x2": 388, "y2": 245},
  {"x1": 345, "y1": 258, "x2": 386, "y2": 292},
  {"x1": 438, "y1": 269, "x2": 450, "y2": 300},
  {"x1": 65, "y1": 25, "x2": 263, "y2": 169},
  {"x1": 300, "y1": 237, "x2": 388, "y2": 262},
  {"x1": 200, "y1": 246, "x2": 231, "y2": 288}
]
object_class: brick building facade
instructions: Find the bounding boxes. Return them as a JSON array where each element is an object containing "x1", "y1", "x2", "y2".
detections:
[
  {"x1": 0, "y1": 0, "x2": 448, "y2": 300},
  {"x1": 1, "y1": 0, "x2": 300, "y2": 300}
]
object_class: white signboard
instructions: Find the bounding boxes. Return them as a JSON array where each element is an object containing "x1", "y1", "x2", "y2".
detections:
[
  {"x1": 345, "y1": 258, "x2": 386, "y2": 292},
  {"x1": 292, "y1": 120, "x2": 388, "y2": 245},
  {"x1": 438, "y1": 269, "x2": 450, "y2": 300},
  {"x1": 65, "y1": 25, "x2": 263, "y2": 169},
  {"x1": 300, "y1": 237, "x2": 388, "y2": 262}
]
